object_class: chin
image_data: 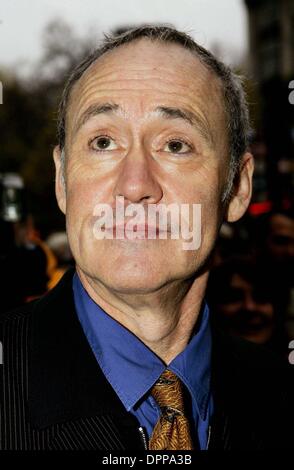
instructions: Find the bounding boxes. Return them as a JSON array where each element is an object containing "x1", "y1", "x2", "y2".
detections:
[
  {"x1": 102, "y1": 266, "x2": 168, "y2": 294},
  {"x1": 108, "y1": 282, "x2": 163, "y2": 295}
]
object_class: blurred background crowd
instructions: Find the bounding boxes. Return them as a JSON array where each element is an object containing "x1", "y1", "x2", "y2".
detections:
[{"x1": 0, "y1": 0, "x2": 293, "y2": 361}]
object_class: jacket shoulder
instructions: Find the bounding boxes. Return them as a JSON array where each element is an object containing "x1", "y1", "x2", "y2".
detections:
[
  {"x1": 210, "y1": 328, "x2": 294, "y2": 449},
  {"x1": 213, "y1": 326, "x2": 288, "y2": 370},
  {"x1": 0, "y1": 301, "x2": 36, "y2": 323},
  {"x1": 0, "y1": 300, "x2": 38, "y2": 339}
]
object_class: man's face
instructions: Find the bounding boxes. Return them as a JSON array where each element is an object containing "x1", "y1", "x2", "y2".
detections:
[
  {"x1": 216, "y1": 274, "x2": 275, "y2": 345},
  {"x1": 54, "y1": 39, "x2": 250, "y2": 293}
]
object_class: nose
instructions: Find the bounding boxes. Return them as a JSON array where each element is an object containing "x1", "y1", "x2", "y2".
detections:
[
  {"x1": 243, "y1": 292, "x2": 258, "y2": 311},
  {"x1": 113, "y1": 144, "x2": 163, "y2": 205}
]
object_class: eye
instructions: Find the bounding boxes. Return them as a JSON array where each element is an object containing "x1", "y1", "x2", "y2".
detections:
[
  {"x1": 90, "y1": 135, "x2": 118, "y2": 151},
  {"x1": 163, "y1": 139, "x2": 192, "y2": 154}
]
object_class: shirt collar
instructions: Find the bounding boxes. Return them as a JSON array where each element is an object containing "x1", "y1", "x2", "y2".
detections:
[{"x1": 73, "y1": 272, "x2": 212, "y2": 421}]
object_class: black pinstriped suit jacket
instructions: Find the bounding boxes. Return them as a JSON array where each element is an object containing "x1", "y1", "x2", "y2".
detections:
[{"x1": 0, "y1": 269, "x2": 293, "y2": 450}]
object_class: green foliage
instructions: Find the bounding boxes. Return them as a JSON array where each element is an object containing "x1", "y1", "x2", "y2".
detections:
[{"x1": 0, "y1": 19, "x2": 96, "y2": 236}]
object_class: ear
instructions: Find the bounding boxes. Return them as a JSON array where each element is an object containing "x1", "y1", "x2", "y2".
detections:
[
  {"x1": 53, "y1": 145, "x2": 66, "y2": 215},
  {"x1": 226, "y1": 152, "x2": 254, "y2": 223}
]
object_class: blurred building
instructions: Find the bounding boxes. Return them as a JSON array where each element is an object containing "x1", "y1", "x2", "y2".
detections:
[
  {"x1": 244, "y1": 0, "x2": 294, "y2": 210},
  {"x1": 246, "y1": 0, "x2": 294, "y2": 82}
]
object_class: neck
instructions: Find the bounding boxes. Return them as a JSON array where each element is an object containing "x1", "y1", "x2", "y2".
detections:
[{"x1": 76, "y1": 267, "x2": 209, "y2": 364}]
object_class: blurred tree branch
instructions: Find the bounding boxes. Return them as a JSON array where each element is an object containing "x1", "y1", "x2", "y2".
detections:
[{"x1": 0, "y1": 18, "x2": 99, "y2": 236}]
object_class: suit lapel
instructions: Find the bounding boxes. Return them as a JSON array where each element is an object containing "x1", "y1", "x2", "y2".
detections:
[
  {"x1": 28, "y1": 269, "x2": 258, "y2": 450},
  {"x1": 28, "y1": 268, "x2": 143, "y2": 449}
]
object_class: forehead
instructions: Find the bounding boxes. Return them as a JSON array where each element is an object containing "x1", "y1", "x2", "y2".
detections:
[
  {"x1": 231, "y1": 274, "x2": 252, "y2": 288},
  {"x1": 270, "y1": 215, "x2": 294, "y2": 234},
  {"x1": 67, "y1": 39, "x2": 225, "y2": 133}
]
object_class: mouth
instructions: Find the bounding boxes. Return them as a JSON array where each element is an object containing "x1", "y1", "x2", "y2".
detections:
[
  {"x1": 107, "y1": 224, "x2": 170, "y2": 238},
  {"x1": 230, "y1": 312, "x2": 273, "y2": 333}
]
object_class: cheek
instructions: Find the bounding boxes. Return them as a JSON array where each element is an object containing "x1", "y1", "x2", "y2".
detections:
[
  {"x1": 189, "y1": 175, "x2": 223, "y2": 237},
  {"x1": 67, "y1": 182, "x2": 94, "y2": 221},
  {"x1": 65, "y1": 162, "x2": 113, "y2": 220},
  {"x1": 259, "y1": 304, "x2": 274, "y2": 318},
  {"x1": 219, "y1": 304, "x2": 241, "y2": 316},
  {"x1": 169, "y1": 168, "x2": 224, "y2": 255},
  {"x1": 199, "y1": 168, "x2": 225, "y2": 228},
  {"x1": 65, "y1": 177, "x2": 103, "y2": 249},
  {"x1": 172, "y1": 163, "x2": 223, "y2": 204}
]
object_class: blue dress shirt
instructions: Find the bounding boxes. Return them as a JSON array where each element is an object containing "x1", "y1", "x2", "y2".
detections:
[{"x1": 73, "y1": 272, "x2": 213, "y2": 449}]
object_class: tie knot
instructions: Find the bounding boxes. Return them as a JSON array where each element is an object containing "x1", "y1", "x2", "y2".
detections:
[{"x1": 151, "y1": 370, "x2": 185, "y2": 421}]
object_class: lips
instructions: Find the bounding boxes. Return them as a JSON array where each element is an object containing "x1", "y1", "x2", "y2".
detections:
[{"x1": 105, "y1": 223, "x2": 170, "y2": 237}]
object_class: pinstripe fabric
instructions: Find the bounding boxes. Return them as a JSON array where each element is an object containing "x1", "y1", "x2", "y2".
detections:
[
  {"x1": 0, "y1": 269, "x2": 293, "y2": 450},
  {"x1": 0, "y1": 308, "x2": 130, "y2": 450},
  {"x1": 1, "y1": 309, "x2": 56, "y2": 450},
  {"x1": 0, "y1": 268, "x2": 145, "y2": 451}
]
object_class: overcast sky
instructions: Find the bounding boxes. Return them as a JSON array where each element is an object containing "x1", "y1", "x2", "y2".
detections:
[{"x1": 0, "y1": 0, "x2": 248, "y2": 71}]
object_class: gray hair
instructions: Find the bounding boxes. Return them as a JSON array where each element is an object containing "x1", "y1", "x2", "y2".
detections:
[{"x1": 58, "y1": 25, "x2": 251, "y2": 201}]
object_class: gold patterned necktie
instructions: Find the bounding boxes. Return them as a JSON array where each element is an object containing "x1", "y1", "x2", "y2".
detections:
[{"x1": 148, "y1": 369, "x2": 194, "y2": 450}]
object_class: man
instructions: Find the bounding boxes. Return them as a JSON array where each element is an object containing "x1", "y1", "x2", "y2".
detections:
[
  {"x1": 207, "y1": 256, "x2": 287, "y2": 352},
  {"x1": 0, "y1": 25, "x2": 292, "y2": 450},
  {"x1": 254, "y1": 211, "x2": 294, "y2": 340}
]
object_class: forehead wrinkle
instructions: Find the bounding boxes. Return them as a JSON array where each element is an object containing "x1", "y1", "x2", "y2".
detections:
[
  {"x1": 67, "y1": 51, "x2": 225, "y2": 148},
  {"x1": 69, "y1": 85, "x2": 216, "y2": 126},
  {"x1": 69, "y1": 96, "x2": 217, "y2": 152},
  {"x1": 68, "y1": 51, "x2": 222, "y2": 117},
  {"x1": 74, "y1": 75, "x2": 206, "y2": 103},
  {"x1": 80, "y1": 37, "x2": 214, "y2": 86},
  {"x1": 69, "y1": 37, "x2": 225, "y2": 109},
  {"x1": 70, "y1": 54, "x2": 215, "y2": 102}
]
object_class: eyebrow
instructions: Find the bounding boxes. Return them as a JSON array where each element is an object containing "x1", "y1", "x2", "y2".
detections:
[
  {"x1": 74, "y1": 102, "x2": 214, "y2": 147},
  {"x1": 74, "y1": 102, "x2": 119, "y2": 133},
  {"x1": 155, "y1": 106, "x2": 214, "y2": 147}
]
